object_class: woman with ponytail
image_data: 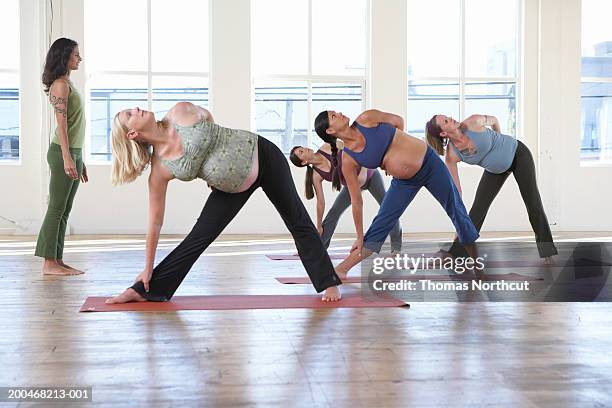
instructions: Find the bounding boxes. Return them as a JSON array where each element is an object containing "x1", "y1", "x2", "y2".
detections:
[
  {"x1": 425, "y1": 114, "x2": 557, "y2": 263},
  {"x1": 314, "y1": 109, "x2": 479, "y2": 279},
  {"x1": 289, "y1": 143, "x2": 402, "y2": 252},
  {"x1": 36, "y1": 38, "x2": 87, "y2": 275}
]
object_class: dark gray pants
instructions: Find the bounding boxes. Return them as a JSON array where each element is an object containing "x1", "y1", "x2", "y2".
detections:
[
  {"x1": 321, "y1": 170, "x2": 402, "y2": 251},
  {"x1": 448, "y1": 140, "x2": 557, "y2": 258}
]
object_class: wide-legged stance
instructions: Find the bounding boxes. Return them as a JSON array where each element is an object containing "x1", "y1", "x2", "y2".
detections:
[
  {"x1": 363, "y1": 147, "x2": 479, "y2": 253},
  {"x1": 131, "y1": 136, "x2": 341, "y2": 300},
  {"x1": 448, "y1": 140, "x2": 557, "y2": 258}
]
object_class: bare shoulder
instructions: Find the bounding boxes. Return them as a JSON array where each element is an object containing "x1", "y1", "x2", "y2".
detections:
[
  {"x1": 355, "y1": 109, "x2": 381, "y2": 125},
  {"x1": 463, "y1": 114, "x2": 485, "y2": 130},
  {"x1": 49, "y1": 78, "x2": 69, "y2": 96},
  {"x1": 165, "y1": 102, "x2": 213, "y2": 126},
  {"x1": 149, "y1": 155, "x2": 174, "y2": 183},
  {"x1": 355, "y1": 109, "x2": 403, "y2": 130},
  {"x1": 341, "y1": 151, "x2": 360, "y2": 170}
]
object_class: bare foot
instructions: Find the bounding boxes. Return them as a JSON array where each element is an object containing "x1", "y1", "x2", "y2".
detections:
[
  {"x1": 57, "y1": 261, "x2": 85, "y2": 275},
  {"x1": 105, "y1": 288, "x2": 147, "y2": 304},
  {"x1": 543, "y1": 256, "x2": 555, "y2": 266},
  {"x1": 43, "y1": 263, "x2": 83, "y2": 276},
  {"x1": 322, "y1": 286, "x2": 341, "y2": 302}
]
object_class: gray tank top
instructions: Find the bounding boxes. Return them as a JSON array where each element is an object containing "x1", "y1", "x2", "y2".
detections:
[
  {"x1": 451, "y1": 128, "x2": 518, "y2": 174},
  {"x1": 160, "y1": 120, "x2": 257, "y2": 193}
]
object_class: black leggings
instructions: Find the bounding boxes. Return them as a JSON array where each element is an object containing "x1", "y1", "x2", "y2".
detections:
[
  {"x1": 132, "y1": 136, "x2": 341, "y2": 300},
  {"x1": 449, "y1": 140, "x2": 557, "y2": 258}
]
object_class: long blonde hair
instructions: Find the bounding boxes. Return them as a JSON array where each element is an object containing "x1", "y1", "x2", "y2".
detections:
[{"x1": 111, "y1": 113, "x2": 152, "y2": 185}]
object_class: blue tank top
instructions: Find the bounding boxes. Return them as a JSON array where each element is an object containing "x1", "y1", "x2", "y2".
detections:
[
  {"x1": 451, "y1": 128, "x2": 518, "y2": 174},
  {"x1": 343, "y1": 122, "x2": 396, "y2": 169}
]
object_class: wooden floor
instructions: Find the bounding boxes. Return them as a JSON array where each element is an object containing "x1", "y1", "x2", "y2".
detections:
[{"x1": 1, "y1": 232, "x2": 612, "y2": 407}]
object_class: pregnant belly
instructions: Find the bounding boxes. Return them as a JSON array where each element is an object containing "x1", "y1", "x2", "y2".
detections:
[{"x1": 382, "y1": 143, "x2": 427, "y2": 180}]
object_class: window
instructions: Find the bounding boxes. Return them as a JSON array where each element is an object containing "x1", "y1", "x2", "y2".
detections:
[
  {"x1": 85, "y1": 0, "x2": 209, "y2": 162},
  {"x1": 252, "y1": 0, "x2": 367, "y2": 154},
  {"x1": 0, "y1": 0, "x2": 20, "y2": 162},
  {"x1": 581, "y1": 0, "x2": 612, "y2": 164},
  {"x1": 406, "y1": 0, "x2": 519, "y2": 139}
]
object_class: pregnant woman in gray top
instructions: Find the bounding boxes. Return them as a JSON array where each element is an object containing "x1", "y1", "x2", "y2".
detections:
[
  {"x1": 426, "y1": 114, "x2": 557, "y2": 263},
  {"x1": 106, "y1": 102, "x2": 342, "y2": 303}
]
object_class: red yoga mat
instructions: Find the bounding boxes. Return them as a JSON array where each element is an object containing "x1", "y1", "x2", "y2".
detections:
[
  {"x1": 276, "y1": 272, "x2": 544, "y2": 285},
  {"x1": 79, "y1": 295, "x2": 408, "y2": 312}
]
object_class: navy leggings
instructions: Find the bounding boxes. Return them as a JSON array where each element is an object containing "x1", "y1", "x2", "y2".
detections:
[{"x1": 364, "y1": 147, "x2": 479, "y2": 253}]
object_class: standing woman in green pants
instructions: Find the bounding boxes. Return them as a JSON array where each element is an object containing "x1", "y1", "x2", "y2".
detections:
[{"x1": 35, "y1": 38, "x2": 88, "y2": 275}]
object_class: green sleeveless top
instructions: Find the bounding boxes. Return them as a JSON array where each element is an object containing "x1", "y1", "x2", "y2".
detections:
[
  {"x1": 161, "y1": 120, "x2": 258, "y2": 193},
  {"x1": 52, "y1": 82, "x2": 85, "y2": 149}
]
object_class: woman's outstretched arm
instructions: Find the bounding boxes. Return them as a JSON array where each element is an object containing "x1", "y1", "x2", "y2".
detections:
[
  {"x1": 312, "y1": 173, "x2": 325, "y2": 235},
  {"x1": 137, "y1": 160, "x2": 172, "y2": 291},
  {"x1": 444, "y1": 147, "x2": 463, "y2": 197}
]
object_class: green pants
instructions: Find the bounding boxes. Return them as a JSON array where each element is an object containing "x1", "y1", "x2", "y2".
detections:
[{"x1": 35, "y1": 143, "x2": 83, "y2": 259}]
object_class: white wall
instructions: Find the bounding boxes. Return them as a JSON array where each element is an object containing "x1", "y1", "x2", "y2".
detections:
[
  {"x1": 0, "y1": 0, "x2": 46, "y2": 235},
  {"x1": 1, "y1": 0, "x2": 609, "y2": 236}
]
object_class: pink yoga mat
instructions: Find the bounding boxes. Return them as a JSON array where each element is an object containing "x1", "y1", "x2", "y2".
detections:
[
  {"x1": 449, "y1": 260, "x2": 555, "y2": 268},
  {"x1": 266, "y1": 252, "x2": 440, "y2": 261},
  {"x1": 276, "y1": 272, "x2": 544, "y2": 285},
  {"x1": 80, "y1": 295, "x2": 408, "y2": 312},
  {"x1": 267, "y1": 256, "x2": 558, "y2": 268},
  {"x1": 266, "y1": 254, "x2": 347, "y2": 260}
]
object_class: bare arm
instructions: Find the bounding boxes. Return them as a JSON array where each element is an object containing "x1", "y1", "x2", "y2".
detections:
[
  {"x1": 335, "y1": 162, "x2": 374, "y2": 276},
  {"x1": 50, "y1": 80, "x2": 69, "y2": 153},
  {"x1": 144, "y1": 162, "x2": 171, "y2": 274},
  {"x1": 312, "y1": 174, "x2": 325, "y2": 232},
  {"x1": 356, "y1": 109, "x2": 404, "y2": 131},
  {"x1": 445, "y1": 148, "x2": 462, "y2": 196},
  {"x1": 484, "y1": 115, "x2": 501, "y2": 132},
  {"x1": 465, "y1": 114, "x2": 500, "y2": 133},
  {"x1": 343, "y1": 157, "x2": 364, "y2": 241},
  {"x1": 49, "y1": 80, "x2": 78, "y2": 179}
]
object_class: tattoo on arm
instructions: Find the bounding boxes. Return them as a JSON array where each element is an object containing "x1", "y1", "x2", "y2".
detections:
[{"x1": 50, "y1": 95, "x2": 67, "y2": 118}]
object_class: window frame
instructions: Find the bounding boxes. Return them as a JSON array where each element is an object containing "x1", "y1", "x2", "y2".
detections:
[
  {"x1": 251, "y1": 0, "x2": 369, "y2": 152},
  {"x1": 406, "y1": 0, "x2": 522, "y2": 140},
  {"x1": 579, "y1": 0, "x2": 612, "y2": 166},
  {"x1": 0, "y1": 0, "x2": 21, "y2": 165},
  {"x1": 85, "y1": 0, "x2": 210, "y2": 164},
  {"x1": 579, "y1": 77, "x2": 612, "y2": 166}
]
